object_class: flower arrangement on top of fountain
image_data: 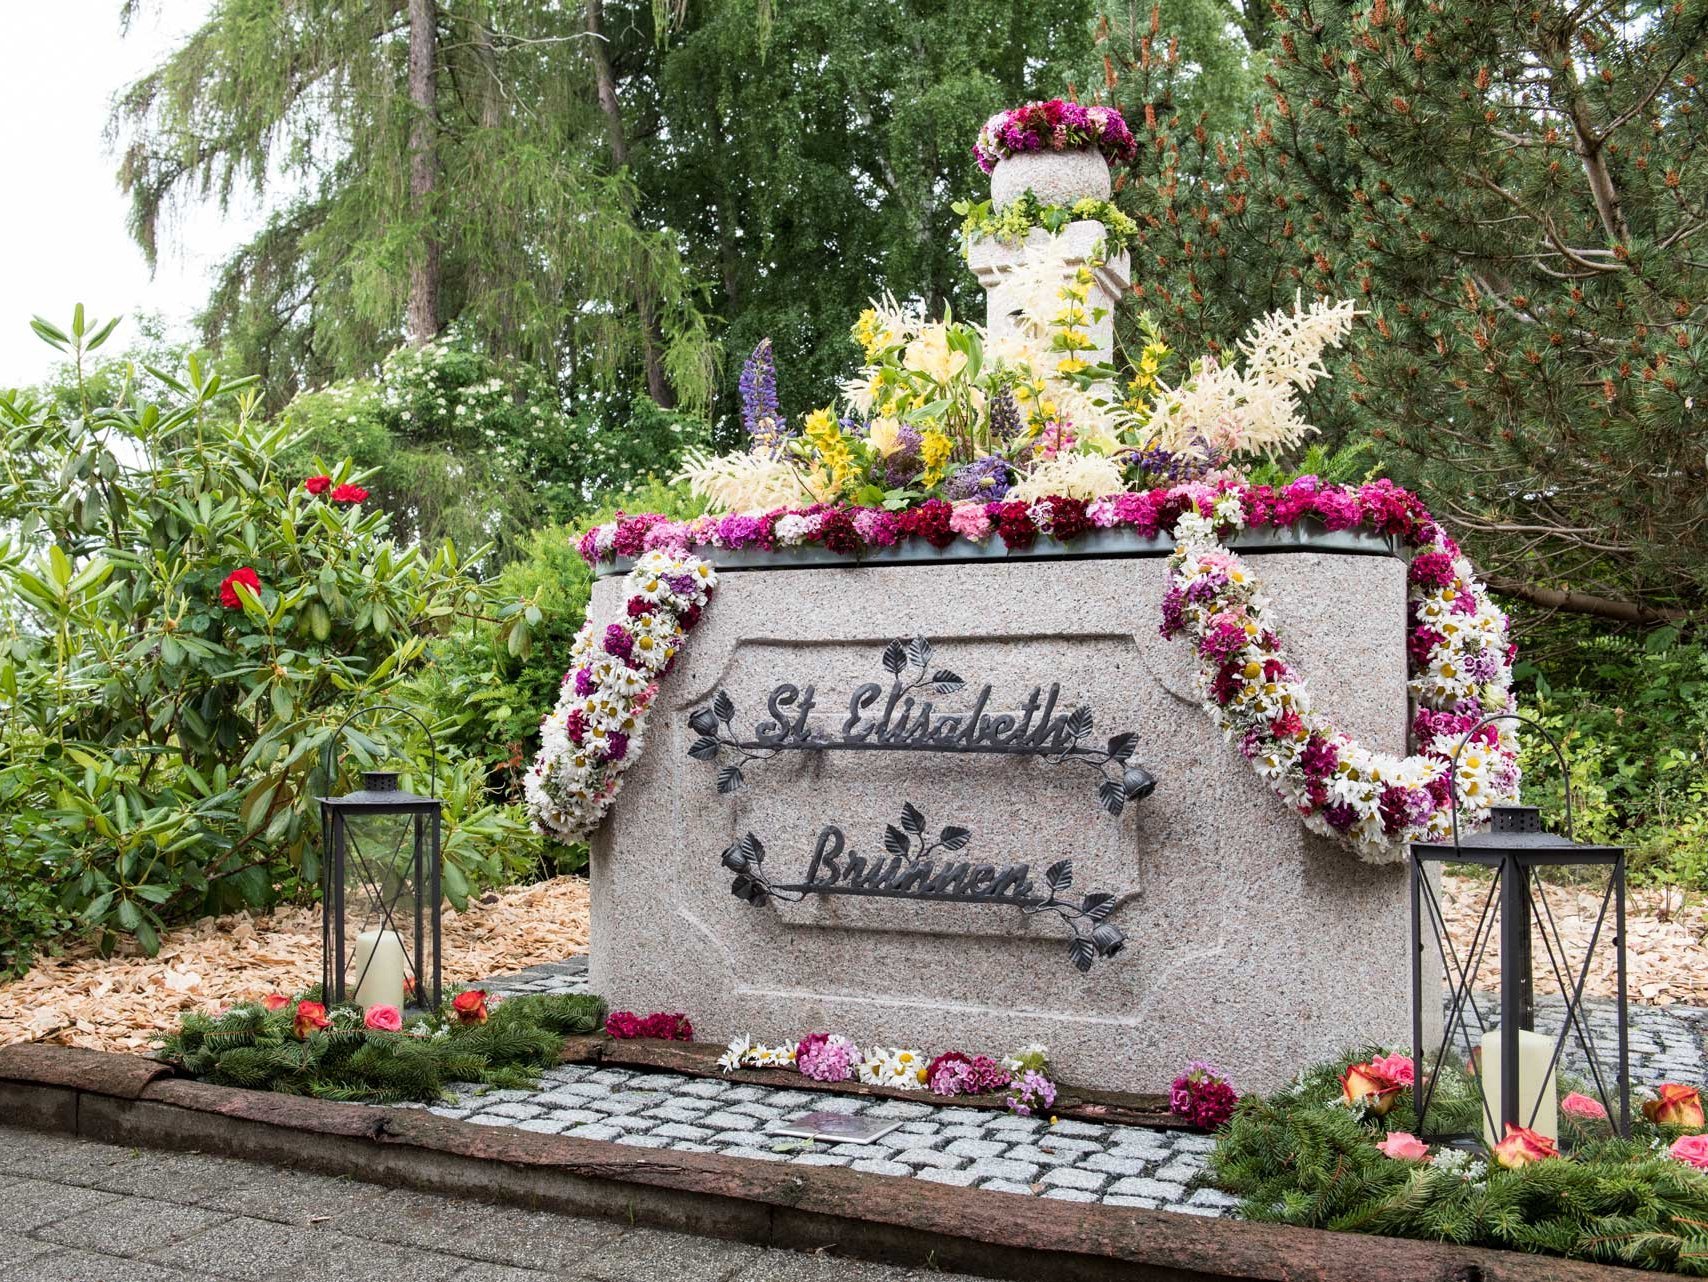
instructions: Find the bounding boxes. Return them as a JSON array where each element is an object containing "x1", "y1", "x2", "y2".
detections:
[{"x1": 678, "y1": 239, "x2": 1359, "y2": 516}]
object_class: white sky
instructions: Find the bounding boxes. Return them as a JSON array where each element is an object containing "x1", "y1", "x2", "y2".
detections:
[{"x1": 0, "y1": 0, "x2": 258, "y2": 389}]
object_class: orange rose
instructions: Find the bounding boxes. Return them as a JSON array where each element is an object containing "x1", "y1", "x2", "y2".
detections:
[
  {"x1": 1643, "y1": 1083, "x2": 1706, "y2": 1130},
  {"x1": 451, "y1": 990, "x2": 489, "y2": 1025},
  {"x1": 293, "y1": 1000, "x2": 331, "y2": 1039},
  {"x1": 260, "y1": 994, "x2": 290, "y2": 1012},
  {"x1": 1491, "y1": 1123, "x2": 1559, "y2": 1169},
  {"x1": 1340, "y1": 1061, "x2": 1403, "y2": 1117}
]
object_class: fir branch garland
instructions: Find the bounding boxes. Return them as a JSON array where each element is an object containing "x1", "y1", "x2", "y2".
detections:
[
  {"x1": 1209, "y1": 1050, "x2": 1708, "y2": 1275},
  {"x1": 158, "y1": 992, "x2": 606, "y2": 1105}
]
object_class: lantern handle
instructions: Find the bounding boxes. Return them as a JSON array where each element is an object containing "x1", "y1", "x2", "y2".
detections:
[
  {"x1": 1447, "y1": 712, "x2": 1572, "y2": 853},
  {"x1": 320, "y1": 703, "x2": 439, "y2": 814}
]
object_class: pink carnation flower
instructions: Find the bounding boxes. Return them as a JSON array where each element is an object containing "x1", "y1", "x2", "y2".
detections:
[{"x1": 948, "y1": 502, "x2": 993, "y2": 544}]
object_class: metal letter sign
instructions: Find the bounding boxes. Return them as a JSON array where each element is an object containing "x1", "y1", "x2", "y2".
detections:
[{"x1": 688, "y1": 637, "x2": 1153, "y2": 972}]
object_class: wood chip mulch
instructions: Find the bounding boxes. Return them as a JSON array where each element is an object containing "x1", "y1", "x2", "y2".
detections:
[
  {"x1": 1440, "y1": 874, "x2": 1708, "y2": 1007},
  {"x1": 0, "y1": 877, "x2": 590, "y2": 1055},
  {"x1": 2, "y1": 873, "x2": 1701, "y2": 1056}
]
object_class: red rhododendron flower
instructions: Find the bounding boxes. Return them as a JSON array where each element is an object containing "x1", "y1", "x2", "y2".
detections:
[
  {"x1": 451, "y1": 989, "x2": 489, "y2": 1024},
  {"x1": 218, "y1": 567, "x2": 261, "y2": 609},
  {"x1": 304, "y1": 475, "x2": 332, "y2": 495},
  {"x1": 293, "y1": 1000, "x2": 331, "y2": 1039},
  {"x1": 259, "y1": 994, "x2": 290, "y2": 1012},
  {"x1": 330, "y1": 483, "x2": 369, "y2": 504}
]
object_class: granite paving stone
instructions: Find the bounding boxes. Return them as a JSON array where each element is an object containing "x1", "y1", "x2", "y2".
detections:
[
  {"x1": 8, "y1": 1247, "x2": 210, "y2": 1282},
  {"x1": 387, "y1": 961, "x2": 1708, "y2": 1219},
  {"x1": 0, "y1": 1181, "x2": 121, "y2": 1233},
  {"x1": 31, "y1": 1197, "x2": 231, "y2": 1256}
]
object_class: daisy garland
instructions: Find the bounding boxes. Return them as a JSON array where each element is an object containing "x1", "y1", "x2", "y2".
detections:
[
  {"x1": 1161, "y1": 496, "x2": 1520, "y2": 863},
  {"x1": 525, "y1": 550, "x2": 716, "y2": 844}
]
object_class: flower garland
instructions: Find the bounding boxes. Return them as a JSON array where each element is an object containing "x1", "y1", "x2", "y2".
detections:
[
  {"x1": 955, "y1": 191, "x2": 1141, "y2": 257},
  {"x1": 1162, "y1": 488, "x2": 1519, "y2": 863},
  {"x1": 715, "y1": 1029, "x2": 1066, "y2": 1116},
  {"x1": 973, "y1": 99, "x2": 1137, "y2": 173},
  {"x1": 525, "y1": 549, "x2": 716, "y2": 843},
  {"x1": 568, "y1": 479, "x2": 1516, "y2": 863}
]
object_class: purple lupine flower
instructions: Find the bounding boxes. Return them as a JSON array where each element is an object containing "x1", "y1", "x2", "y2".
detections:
[
  {"x1": 738, "y1": 339, "x2": 789, "y2": 456},
  {"x1": 988, "y1": 387, "x2": 1024, "y2": 442},
  {"x1": 943, "y1": 456, "x2": 1011, "y2": 501}
]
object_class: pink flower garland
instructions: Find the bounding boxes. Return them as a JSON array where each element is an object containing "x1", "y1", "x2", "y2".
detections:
[{"x1": 569, "y1": 479, "x2": 1516, "y2": 862}]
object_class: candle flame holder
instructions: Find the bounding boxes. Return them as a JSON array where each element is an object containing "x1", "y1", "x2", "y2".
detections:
[{"x1": 316, "y1": 706, "x2": 443, "y2": 1013}]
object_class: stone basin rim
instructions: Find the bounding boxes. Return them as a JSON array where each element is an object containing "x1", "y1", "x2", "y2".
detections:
[{"x1": 593, "y1": 520, "x2": 1405, "y2": 578}]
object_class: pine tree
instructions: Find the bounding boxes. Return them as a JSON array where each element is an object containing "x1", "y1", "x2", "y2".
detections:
[{"x1": 1112, "y1": 0, "x2": 1708, "y2": 624}]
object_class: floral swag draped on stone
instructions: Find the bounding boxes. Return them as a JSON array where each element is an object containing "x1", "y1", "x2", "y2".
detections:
[{"x1": 531, "y1": 476, "x2": 1520, "y2": 864}]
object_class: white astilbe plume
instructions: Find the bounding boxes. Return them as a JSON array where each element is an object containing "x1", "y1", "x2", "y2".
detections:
[
  {"x1": 1007, "y1": 451, "x2": 1126, "y2": 501},
  {"x1": 1240, "y1": 293, "x2": 1359, "y2": 393},
  {"x1": 676, "y1": 449, "x2": 815, "y2": 513},
  {"x1": 1147, "y1": 293, "x2": 1361, "y2": 460}
]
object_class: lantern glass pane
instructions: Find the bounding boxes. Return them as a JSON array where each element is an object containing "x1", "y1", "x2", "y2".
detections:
[{"x1": 338, "y1": 808, "x2": 424, "y2": 1011}]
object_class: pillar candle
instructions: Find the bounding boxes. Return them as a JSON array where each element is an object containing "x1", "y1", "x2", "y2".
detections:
[
  {"x1": 351, "y1": 928, "x2": 407, "y2": 1012},
  {"x1": 1480, "y1": 1028, "x2": 1559, "y2": 1146}
]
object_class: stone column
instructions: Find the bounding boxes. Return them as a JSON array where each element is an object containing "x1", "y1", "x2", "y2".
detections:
[{"x1": 965, "y1": 149, "x2": 1131, "y2": 369}]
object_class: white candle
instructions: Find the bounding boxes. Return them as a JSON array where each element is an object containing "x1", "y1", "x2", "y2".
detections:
[
  {"x1": 351, "y1": 928, "x2": 407, "y2": 1011},
  {"x1": 1480, "y1": 1028, "x2": 1559, "y2": 1145}
]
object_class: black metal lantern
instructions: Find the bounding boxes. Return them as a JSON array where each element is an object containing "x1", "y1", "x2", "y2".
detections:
[
  {"x1": 318, "y1": 708, "x2": 443, "y2": 1012},
  {"x1": 1410, "y1": 714, "x2": 1628, "y2": 1145}
]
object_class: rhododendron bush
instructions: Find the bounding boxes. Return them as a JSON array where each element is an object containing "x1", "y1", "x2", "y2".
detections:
[{"x1": 0, "y1": 310, "x2": 534, "y2": 973}]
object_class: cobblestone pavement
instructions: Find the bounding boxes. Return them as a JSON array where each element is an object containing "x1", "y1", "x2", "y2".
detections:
[
  {"x1": 0, "y1": 1125, "x2": 994, "y2": 1282},
  {"x1": 421, "y1": 959, "x2": 1707, "y2": 1218}
]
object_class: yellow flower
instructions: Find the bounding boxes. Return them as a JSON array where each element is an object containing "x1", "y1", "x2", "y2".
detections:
[
  {"x1": 919, "y1": 428, "x2": 954, "y2": 487},
  {"x1": 852, "y1": 308, "x2": 894, "y2": 357},
  {"x1": 1057, "y1": 356, "x2": 1089, "y2": 376},
  {"x1": 867, "y1": 417, "x2": 906, "y2": 457},
  {"x1": 902, "y1": 325, "x2": 967, "y2": 385}
]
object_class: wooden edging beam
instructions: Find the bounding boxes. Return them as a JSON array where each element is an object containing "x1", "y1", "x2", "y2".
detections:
[{"x1": 0, "y1": 1043, "x2": 1676, "y2": 1282}]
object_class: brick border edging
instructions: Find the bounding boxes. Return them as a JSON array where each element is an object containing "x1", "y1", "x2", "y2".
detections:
[{"x1": 0, "y1": 1044, "x2": 1672, "y2": 1282}]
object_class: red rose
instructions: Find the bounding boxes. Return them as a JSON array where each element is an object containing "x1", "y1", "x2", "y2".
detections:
[
  {"x1": 330, "y1": 483, "x2": 369, "y2": 504},
  {"x1": 218, "y1": 567, "x2": 262, "y2": 609},
  {"x1": 259, "y1": 994, "x2": 290, "y2": 1012},
  {"x1": 293, "y1": 1000, "x2": 330, "y2": 1039},
  {"x1": 304, "y1": 475, "x2": 332, "y2": 495},
  {"x1": 451, "y1": 989, "x2": 489, "y2": 1024}
]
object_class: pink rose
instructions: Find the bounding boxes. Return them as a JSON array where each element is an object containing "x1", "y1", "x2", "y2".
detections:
[
  {"x1": 1339, "y1": 1061, "x2": 1402, "y2": 1117},
  {"x1": 1376, "y1": 1131, "x2": 1430, "y2": 1161},
  {"x1": 363, "y1": 1004, "x2": 402, "y2": 1032},
  {"x1": 1644, "y1": 1083, "x2": 1706, "y2": 1129},
  {"x1": 1371, "y1": 1053, "x2": 1415, "y2": 1088},
  {"x1": 1492, "y1": 1123, "x2": 1559, "y2": 1169},
  {"x1": 1669, "y1": 1133, "x2": 1708, "y2": 1171},
  {"x1": 1562, "y1": 1091, "x2": 1608, "y2": 1120}
]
